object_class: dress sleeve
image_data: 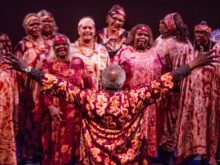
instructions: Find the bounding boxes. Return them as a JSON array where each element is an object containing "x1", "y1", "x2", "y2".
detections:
[
  {"x1": 40, "y1": 73, "x2": 82, "y2": 103},
  {"x1": 128, "y1": 64, "x2": 191, "y2": 106},
  {"x1": 29, "y1": 64, "x2": 190, "y2": 106}
]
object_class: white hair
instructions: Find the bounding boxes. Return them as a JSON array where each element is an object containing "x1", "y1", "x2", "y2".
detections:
[
  {"x1": 102, "y1": 64, "x2": 126, "y2": 89},
  {"x1": 78, "y1": 17, "x2": 95, "y2": 27}
]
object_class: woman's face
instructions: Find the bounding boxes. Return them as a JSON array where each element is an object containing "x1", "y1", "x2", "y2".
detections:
[
  {"x1": 78, "y1": 22, "x2": 95, "y2": 43},
  {"x1": 40, "y1": 15, "x2": 54, "y2": 35},
  {"x1": 107, "y1": 13, "x2": 125, "y2": 31},
  {"x1": 133, "y1": 30, "x2": 150, "y2": 50},
  {"x1": 25, "y1": 17, "x2": 42, "y2": 38},
  {"x1": 53, "y1": 41, "x2": 69, "y2": 59},
  {"x1": 159, "y1": 20, "x2": 169, "y2": 36}
]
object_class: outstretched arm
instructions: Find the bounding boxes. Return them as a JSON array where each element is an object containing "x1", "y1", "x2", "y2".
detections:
[
  {"x1": 3, "y1": 53, "x2": 83, "y2": 103},
  {"x1": 129, "y1": 49, "x2": 218, "y2": 106},
  {"x1": 3, "y1": 49, "x2": 219, "y2": 105}
]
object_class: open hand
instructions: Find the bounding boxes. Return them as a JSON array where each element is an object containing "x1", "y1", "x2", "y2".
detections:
[
  {"x1": 188, "y1": 49, "x2": 220, "y2": 70},
  {"x1": 3, "y1": 52, "x2": 29, "y2": 72}
]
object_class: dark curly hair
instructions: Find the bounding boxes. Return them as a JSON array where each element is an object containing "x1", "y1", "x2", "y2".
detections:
[
  {"x1": 125, "y1": 24, "x2": 154, "y2": 48},
  {"x1": 172, "y1": 13, "x2": 189, "y2": 43}
]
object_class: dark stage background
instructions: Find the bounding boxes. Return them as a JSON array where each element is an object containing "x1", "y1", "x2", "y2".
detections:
[{"x1": 0, "y1": 0, "x2": 220, "y2": 46}]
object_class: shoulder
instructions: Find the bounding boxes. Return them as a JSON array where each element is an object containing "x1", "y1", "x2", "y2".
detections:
[
  {"x1": 96, "y1": 43, "x2": 109, "y2": 55},
  {"x1": 120, "y1": 45, "x2": 134, "y2": 53},
  {"x1": 118, "y1": 45, "x2": 135, "y2": 57}
]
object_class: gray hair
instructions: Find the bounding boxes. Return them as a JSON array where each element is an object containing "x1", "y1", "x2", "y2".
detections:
[
  {"x1": 78, "y1": 16, "x2": 95, "y2": 28},
  {"x1": 37, "y1": 9, "x2": 58, "y2": 36},
  {"x1": 102, "y1": 64, "x2": 126, "y2": 89},
  {"x1": 23, "y1": 13, "x2": 40, "y2": 29}
]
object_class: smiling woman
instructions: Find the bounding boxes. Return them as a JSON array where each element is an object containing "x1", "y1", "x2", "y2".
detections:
[
  {"x1": 23, "y1": 14, "x2": 42, "y2": 39},
  {"x1": 112, "y1": 24, "x2": 163, "y2": 158},
  {"x1": 53, "y1": 35, "x2": 69, "y2": 59},
  {"x1": 33, "y1": 34, "x2": 93, "y2": 165},
  {"x1": 1, "y1": 0, "x2": 220, "y2": 48},
  {"x1": 70, "y1": 16, "x2": 110, "y2": 90},
  {"x1": 37, "y1": 10, "x2": 58, "y2": 45},
  {"x1": 97, "y1": 4, "x2": 128, "y2": 60},
  {"x1": 78, "y1": 17, "x2": 96, "y2": 44},
  {"x1": 14, "y1": 13, "x2": 51, "y2": 163}
]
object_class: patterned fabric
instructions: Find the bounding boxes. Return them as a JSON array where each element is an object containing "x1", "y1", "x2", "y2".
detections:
[
  {"x1": 174, "y1": 45, "x2": 220, "y2": 165},
  {"x1": 44, "y1": 35, "x2": 56, "y2": 48},
  {"x1": 194, "y1": 40, "x2": 215, "y2": 52},
  {"x1": 70, "y1": 41, "x2": 109, "y2": 89},
  {"x1": 194, "y1": 24, "x2": 211, "y2": 34},
  {"x1": 154, "y1": 36, "x2": 194, "y2": 151},
  {"x1": 14, "y1": 36, "x2": 50, "y2": 159},
  {"x1": 108, "y1": 5, "x2": 126, "y2": 17},
  {"x1": 39, "y1": 71, "x2": 176, "y2": 165},
  {"x1": 0, "y1": 33, "x2": 12, "y2": 55},
  {"x1": 97, "y1": 28, "x2": 127, "y2": 60},
  {"x1": 36, "y1": 57, "x2": 92, "y2": 165},
  {"x1": 0, "y1": 62, "x2": 19, "y2": 165},
  {"x1": 113, "y1": 45, "x2": 165, "y2": 157},
  {"x1": 163, "y1": 13, "x2": 177, "y2": 31}
]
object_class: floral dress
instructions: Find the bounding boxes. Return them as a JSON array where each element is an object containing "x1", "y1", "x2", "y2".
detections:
[
  {"x1": 36, "y1": 57, "x2": 92, "y2": 165},
  {"x1": 39, "y1": 71, "x2": 178, "y2": 165},
  {"x1": 113, "y1": 45, "x2": 165, "y2": 157},
  {"x1": 14, "y1": 36, "x2": 50, "y2": 159},
  {"x1": 0, "y1": 63, "x2": 19, "y2": 165}
]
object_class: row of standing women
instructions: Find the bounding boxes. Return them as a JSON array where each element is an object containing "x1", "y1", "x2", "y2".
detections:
[{"x1": 0, "y1": 4, "x2": 219, "y2": 165}]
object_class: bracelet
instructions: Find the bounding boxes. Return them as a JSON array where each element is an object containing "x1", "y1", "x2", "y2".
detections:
[{"x1": 24, "y1": 66, "x2": 32, "y2": 73}]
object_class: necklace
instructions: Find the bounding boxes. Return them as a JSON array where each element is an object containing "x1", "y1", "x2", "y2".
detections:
[
  {"x1": 77, "y1": 40, "x2": 96, "y2": 57},
  {"x1": 26, "y1": 36, "x2": 47, "y2": 54}
]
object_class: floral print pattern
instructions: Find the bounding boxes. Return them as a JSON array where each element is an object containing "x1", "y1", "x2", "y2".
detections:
[{"x1": 40, "y1": 71, "x2": 176, "y2": 164}]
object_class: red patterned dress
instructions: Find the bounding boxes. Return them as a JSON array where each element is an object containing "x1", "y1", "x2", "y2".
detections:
[
  {"x1": 0, "y1": 62, "x2": 19, "y2": 165},
  {"x1": 0, "y1": 33, "x2": 12, "y2": 56},
  {"x1": 37, "y1": 57, "x2": 92, "y2": 165},
  {"x1": 113, "y1": 45, "x2": 165, "y2": 157},
  {"x1": 39, "y1": 70, "x2": 178, "y2": 165},
  {"x1": 97, "y1": 28, "x2": 127, "y2": 61},
  {"x1": 174, "y1": 49, "x2": 220, "y2": 165},
  {"x1": 154, "y1": 36, "x2": 194, "y2": 151},
  {"x1": 14, "y1": 36, "x2": 50, "y2": 159}
]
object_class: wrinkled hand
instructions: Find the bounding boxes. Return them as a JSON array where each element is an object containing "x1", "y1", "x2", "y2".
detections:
[
  {"x1": 48, "y1": 105, "x2": 63, "y2": 122},
  {"x1": 3, "y1": 52, "x2": 28, "y2": 72},
  {"x1": 189, "y1": 49, "x2": 220, "y2": 70}
]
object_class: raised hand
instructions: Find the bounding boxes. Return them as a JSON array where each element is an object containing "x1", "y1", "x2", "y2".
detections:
[
  {"x1": 188, "y1": 49, "x2": 219, "y2": 70},
  {"x1": 3, "y1": 52, "x2": 29, "y2": 72}
]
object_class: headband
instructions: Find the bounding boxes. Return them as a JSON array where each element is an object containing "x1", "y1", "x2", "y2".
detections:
[
  {"x1": 137, "y1": 26, "x2": 149, "y2": 33},
  {"x1": 194, "y1": 24, "x2": 211, "y2": 34},
  {"x1": 78, "y1": 17, "x2": 95, "y2": 27},
  {"x1": 53, "y1": 35, "x2": 68, "y2": 45},
  {"x1": 163, "y1": 13, "x2": 177, "y2": 31}
]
